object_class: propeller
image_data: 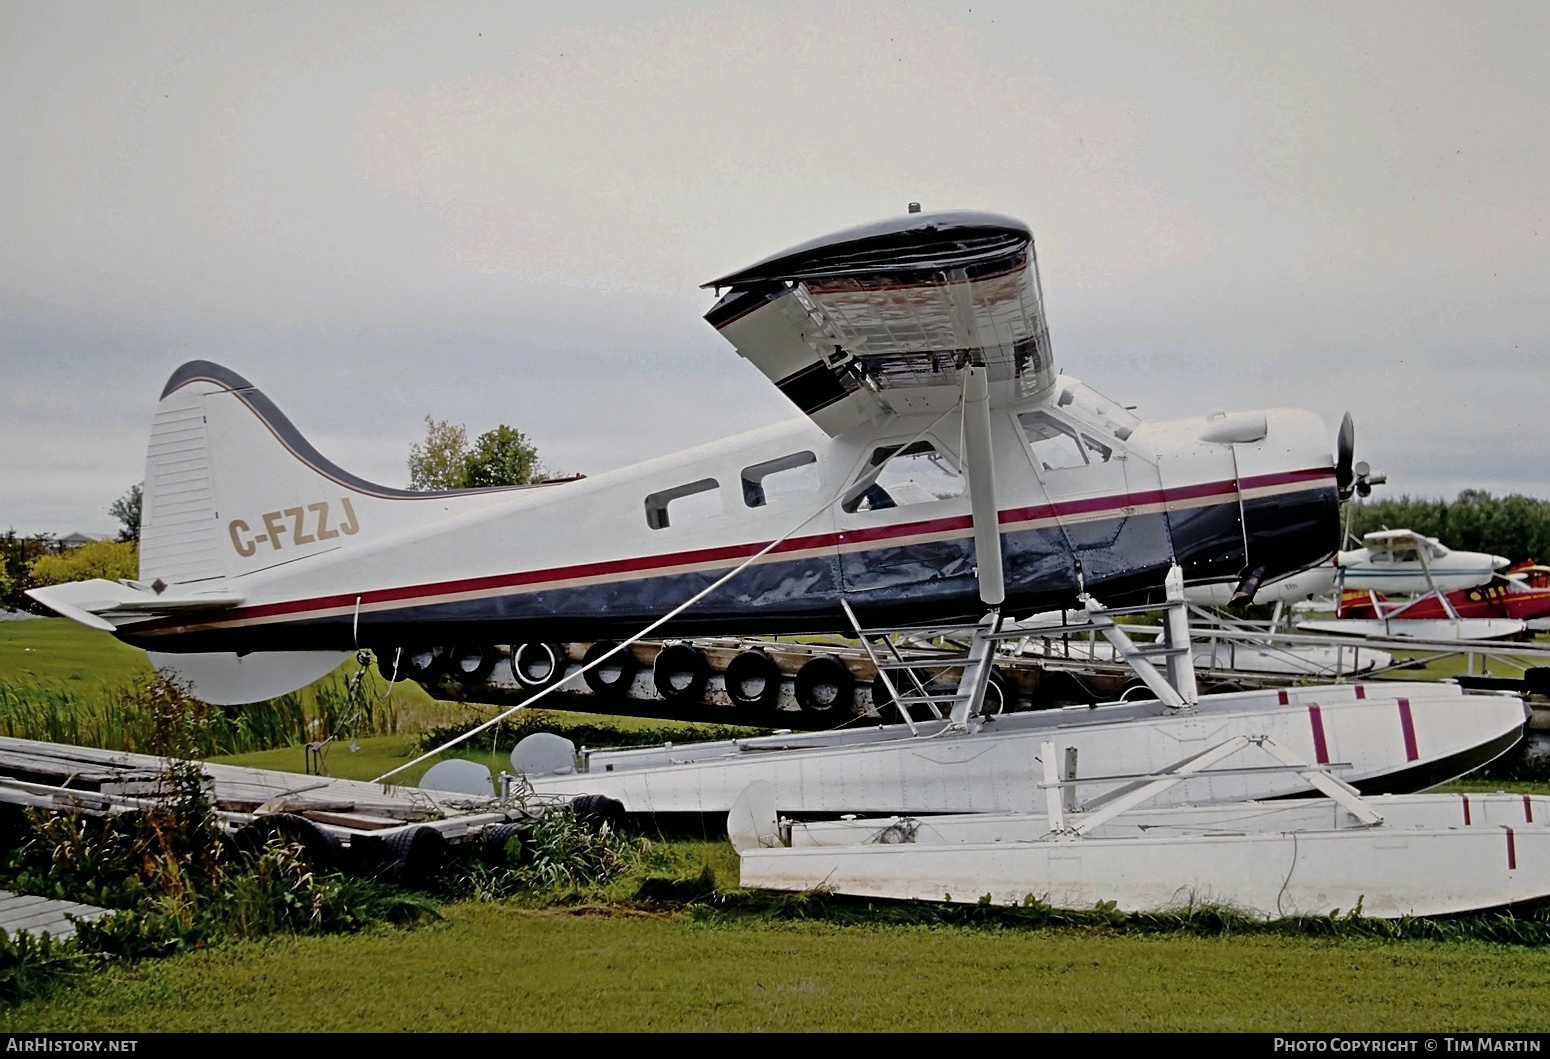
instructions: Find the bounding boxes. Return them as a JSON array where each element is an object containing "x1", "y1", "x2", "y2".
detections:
[
  {"x1": 1335, "y1": 412, "x2": 1386, "y2": 499},
  {"x1": 1351, "y1": 460, "x2": 1386, "y2": 499},
  {"x1": 1335, "y1": 412, "x2": 1356, "y2": 499},
  {"x1": 1336, "y1": 412, "x2": 1389, "y2": 546}
]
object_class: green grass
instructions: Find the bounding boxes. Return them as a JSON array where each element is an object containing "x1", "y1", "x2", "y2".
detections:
[
  {"x1": 6, "y1": 617, "x2": 1550, "y2": 1031},
  {"x1": 4, "y1": 906, "x2": 1550, "y2": 1032},
  {"x1": 0, "y1": 618, "x2": 153, "y2": 686}
]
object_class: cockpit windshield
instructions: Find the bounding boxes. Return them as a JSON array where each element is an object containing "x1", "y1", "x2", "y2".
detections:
[{"x1": 1054, "y1": 379, "x2": 1139, "y2": 442}]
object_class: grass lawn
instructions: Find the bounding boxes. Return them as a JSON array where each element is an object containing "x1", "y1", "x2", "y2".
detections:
[
  {"x1": 4, "y1": 904, "x2": 1550, "y2": 1032},
  {"x1": 5, "y1": 617, "x2": 1550, "y2": 1032},
  {"x1": 0, "y1": 617, "x2": 153, "y2": 686}
]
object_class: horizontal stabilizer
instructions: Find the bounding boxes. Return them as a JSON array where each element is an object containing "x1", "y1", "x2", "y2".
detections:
[{"x1": 26, "y1": 578, "x2": 242, "y2": 629}]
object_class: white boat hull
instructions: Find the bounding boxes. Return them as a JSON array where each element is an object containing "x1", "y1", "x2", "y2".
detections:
[
  {"x1": 521, "y1": 681, "x2": 1526, "y2": 816},
  {"x1": 742, "y1": 793, "x2": 1550, "y2": 919}
]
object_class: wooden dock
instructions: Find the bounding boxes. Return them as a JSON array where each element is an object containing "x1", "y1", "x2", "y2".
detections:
[{"x1": 0, "y1": 891, "x2": 109, "y2": 941}]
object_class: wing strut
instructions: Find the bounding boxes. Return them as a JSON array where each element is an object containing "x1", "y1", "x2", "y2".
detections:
[{"x1": 961, "y1": 363, "x2": 1005, "y2": 608}]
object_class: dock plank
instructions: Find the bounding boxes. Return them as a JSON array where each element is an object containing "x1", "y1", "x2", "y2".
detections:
[{"x1": 0, "y1": 891, "x2": 110, "y2": 941}]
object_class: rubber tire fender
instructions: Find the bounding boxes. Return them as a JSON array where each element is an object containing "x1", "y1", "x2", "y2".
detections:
[
  {"x1": 794, "y1": 654, "x2": 855, "y2": 717},
  {"x1": 724, "y1": 648, "x2": 784, "y2": 712},
  {"x1": 652, "y1": 642, "x2": 710, "y2": 703},
  {"x1": 510, "y1": 642, "x2": 569, "y2": 690},
  {"x1": 980, "y1": 665, "x2": 1013, "y2": 716},
  {"x1": 445, "y1": 645, "x2": 498, "y2": 686},
  {"x1": 395, "y1": 646, "x2": 446, "y2": 682},
  {"x1": 479, "y1": 822, "x2": 531, "y2": 863},
  {"x1": 570, "y1": 794, "x2": 627, "y2": 833},
  {"x1": 581, "y1": 640, "x2": 640, "y2": 700},
  {"x1": 232, "y1": 812, "x2": 341, "y2": 872},
  {"x1": 383, "y1": 825, "x2": 450, "y2": 888}
]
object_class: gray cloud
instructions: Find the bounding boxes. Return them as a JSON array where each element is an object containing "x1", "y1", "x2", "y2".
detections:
[{"x1": 4, "y1": 1, "x2": 1547, "y2": 537}]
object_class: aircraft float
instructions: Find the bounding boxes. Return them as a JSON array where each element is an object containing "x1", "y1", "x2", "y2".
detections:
[{"x1": 1298, "y1": 569, "x2": 1550, "y2": 642}]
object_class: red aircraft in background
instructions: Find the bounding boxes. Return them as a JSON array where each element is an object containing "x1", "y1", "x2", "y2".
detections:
[{"x1": 1325, "y1": 559, "x2": 1550, "y2": 640}]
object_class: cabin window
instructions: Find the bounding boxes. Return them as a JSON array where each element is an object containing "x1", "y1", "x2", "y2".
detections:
[
  {"x1": 841, "y1": 440, "x2": 965, "y2": 513},
  {"x1": 742, "y1": 451, "x2": 819, "y2": 508},
  {"x1": 1018, "y1": 411, "x2": 1114, "y2": 471},
  {"x1": 644, "y1": 478, "x2": 722, "y2": 530}
]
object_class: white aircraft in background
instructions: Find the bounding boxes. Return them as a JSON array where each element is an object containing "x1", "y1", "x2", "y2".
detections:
[{"x1": 1186, "y1": 528, "x2": 1508, "y2": 608}]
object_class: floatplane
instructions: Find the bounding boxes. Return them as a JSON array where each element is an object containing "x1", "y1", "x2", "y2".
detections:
[
  {"x1": 1289, "y1": 530, "x2": 1532, "y2": 642},
  {"x1": 27, "y1": 208, "x2": 1527, "y2": 820}
]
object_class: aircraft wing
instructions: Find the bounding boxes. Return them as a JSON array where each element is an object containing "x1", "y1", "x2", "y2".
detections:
[
  {"x1": 1360, "y1": 529, "x2": 1430, "y2": 548},
  {"x1": 703, "y1": 210, "x2": 1056, "y2": 436}
]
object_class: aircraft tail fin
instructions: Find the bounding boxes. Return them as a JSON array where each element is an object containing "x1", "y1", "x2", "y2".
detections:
[{"x1": 140, "y1": 361, "x2": 459, "y2": 590}]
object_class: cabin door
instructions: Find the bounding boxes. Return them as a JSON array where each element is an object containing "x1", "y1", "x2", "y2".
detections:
[
  {"x1": 1015, "y1": 409, "x2": 1175, "y2": 599},
  {"x1": 832, "y1": 434, "x2": 982, "y2": 624},
  {"x1": 1158, "y1": 440, "x2": 1248, "y2": 588}
]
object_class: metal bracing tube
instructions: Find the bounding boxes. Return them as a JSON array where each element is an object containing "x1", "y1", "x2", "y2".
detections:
[
  {"x1": 962, "y1": 364, "x2": 1005, "y2": 607},
  {"x1": 1162, "y1": 565, "x2": 1200, "y2": 705}
]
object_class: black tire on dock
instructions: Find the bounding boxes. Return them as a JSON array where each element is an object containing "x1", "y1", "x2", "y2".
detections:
[
  {"x1": 570, "y1": 794, "x2": 627, "y2": 833},
  {"x1": 479, "y1": 822, "x2": 531, "y2": 863},
  {"x1": 511, "y1": 642, "x2": 569, "y2": 691},
  {"x1": 581, "y1": 640, "x2": 640, "y2": 700},
  {"x1": 382, "y1": 825, "x2": 449, "y2": 888},
  {"x1": 981, "y1": 666, "x2": 1013, "y2": 716},
  {"x1": 399, "y1": 646, "x2": 447, "y2": 681},
  {"x1": 795, "y1": 654, "x2": 855, "y2": 717},
  {"x1": 232, "y1": 812, "x2": 342, "y2": 872},
  {"x1": 724, "y1": 648, "x2": 784, "y2": 712},
  {"x1": 653, "y1": 642, "x2": 710, "y2": 703},
  {"x1": 445, "y1": 645, "x2": 497, "y2": 686}
]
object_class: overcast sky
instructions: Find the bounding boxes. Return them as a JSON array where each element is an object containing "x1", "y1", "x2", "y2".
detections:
[{"x1": 3, "y1": 1, "x2": 1546, "y2": 537}]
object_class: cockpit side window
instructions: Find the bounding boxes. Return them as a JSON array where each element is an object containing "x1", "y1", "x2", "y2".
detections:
[
  {"x1": 841, "y1": 440, "x2": 965, "y2": 513},
  {"x1": 1017, "y1": 411, "x2": 1114, "y2": 472}
]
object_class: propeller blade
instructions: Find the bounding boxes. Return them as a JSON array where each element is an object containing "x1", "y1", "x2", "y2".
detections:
[{"x1": 1335, "y1": 412, "x2": 1356, "y2": 498}]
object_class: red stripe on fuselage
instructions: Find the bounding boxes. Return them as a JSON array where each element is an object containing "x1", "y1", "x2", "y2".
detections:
[{"x1": 125, "y1": 469, "x2": 1334, "y2": 636}]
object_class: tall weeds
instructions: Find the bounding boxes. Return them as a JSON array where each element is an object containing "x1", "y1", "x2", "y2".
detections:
[{"x1": 0, "y1": 657, "x2": 406, "y2": 757}]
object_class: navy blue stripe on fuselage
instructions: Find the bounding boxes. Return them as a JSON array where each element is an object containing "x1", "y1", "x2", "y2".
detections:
[{"x1": 119, "y1": 486, "x2": 1336, "y2": 654}]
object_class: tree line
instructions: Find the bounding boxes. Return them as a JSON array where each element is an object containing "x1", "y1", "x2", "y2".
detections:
[{"x1": 1348, "y1": 489, "x2": 1550, "y2": 565}]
